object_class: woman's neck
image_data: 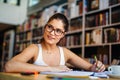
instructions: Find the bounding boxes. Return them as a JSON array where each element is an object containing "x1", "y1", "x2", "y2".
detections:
[{"x1": 41, "y1": 41, "x2": 58, "y2": 53}]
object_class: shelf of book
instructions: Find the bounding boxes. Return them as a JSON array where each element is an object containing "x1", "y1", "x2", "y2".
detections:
[
  {"x1": 1, "y1": 30, "x2": 15, "y2": 71},
  {"x1": 15, "y1": 0, "x2": 120, "y2": 65}
]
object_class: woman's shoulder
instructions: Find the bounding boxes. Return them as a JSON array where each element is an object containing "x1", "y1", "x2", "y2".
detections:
[
  {"x1": 26, "y1": 44, "x2": 40, "y2": 55},
  {"x1": 62, "y1": 46, "x2": 75, "y2": 56},
  {"x1": 60, "y1": 46, "x2": 71, "y2": 54},
  {"x1": 61, "y1": 46, "x2": 69, "y2": 51},
  {"x1": 29, "y1": 43, "x2": 37, "y2": 47},
  {"x1": 28, "y1": 43, "x2": 40, "y2": 49}
]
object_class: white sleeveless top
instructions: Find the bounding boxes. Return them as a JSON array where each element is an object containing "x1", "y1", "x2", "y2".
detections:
[{"x1": 33, "y1": 44, "x2": 65, "y2": 66}]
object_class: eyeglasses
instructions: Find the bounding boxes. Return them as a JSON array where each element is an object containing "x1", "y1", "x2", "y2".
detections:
[{"x1": 45, "y1": 24, "x2": 65, "y2": 36}]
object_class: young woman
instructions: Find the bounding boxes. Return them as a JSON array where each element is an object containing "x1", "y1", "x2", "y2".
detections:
[{"x1": 5, "y1": 13, "x2": 105, "y2": 72}]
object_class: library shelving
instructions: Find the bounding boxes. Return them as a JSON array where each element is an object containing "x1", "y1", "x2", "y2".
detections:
[
  {"x1": 15, "y1": 0, "x2": 120, "y2": 66},
  {"x1": 1, "y1": 30, "x2": 15, "y2": 71}
]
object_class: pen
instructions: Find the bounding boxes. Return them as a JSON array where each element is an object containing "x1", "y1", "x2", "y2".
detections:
[
  {"x1": 94, "y1": 56, "x2": 99, "y2": 71},
  {"x1": 21, "y1": 72, "x2": 39, "y2": 75},
  {"x1": 94, "y1": 55, "x2": 97, "y2": 62}
]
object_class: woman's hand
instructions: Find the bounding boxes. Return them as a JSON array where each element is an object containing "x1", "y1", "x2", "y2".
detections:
[
  {"x1": 48, "y1": 66, "x2": 72, "y2": 72},
  {"x1": 90, "y1": 61, "x2": 106, "y2": 72}
]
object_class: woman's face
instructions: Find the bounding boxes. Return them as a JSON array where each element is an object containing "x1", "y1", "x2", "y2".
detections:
[{"x1": 43, "y1": 19, "x2": 65, "y2": 45}]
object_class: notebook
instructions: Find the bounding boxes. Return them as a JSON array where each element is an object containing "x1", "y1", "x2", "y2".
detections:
[
  {"x1": 41, "y1": 71, "x2": 109, "y2": 78},
  {"x1": 41, "y1": 71, "x2": 93, "y2": 78}
]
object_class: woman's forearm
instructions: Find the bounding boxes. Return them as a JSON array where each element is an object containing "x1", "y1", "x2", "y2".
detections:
[
  {"x1": 5, "y1": 60, "x2": 71, "y2": 72},
  {"x1": 5, "y1": 60, "x2": 49, "y2": 72}
]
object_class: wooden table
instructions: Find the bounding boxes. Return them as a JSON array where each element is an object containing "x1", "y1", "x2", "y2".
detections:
[{"x1": 0, "y1": 72, "x2": 119, "y2": 80}]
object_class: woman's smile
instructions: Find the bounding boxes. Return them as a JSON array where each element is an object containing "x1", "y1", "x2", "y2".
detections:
[{"x1": 47, "y1": 35, "x2": 55, "y2": 40}]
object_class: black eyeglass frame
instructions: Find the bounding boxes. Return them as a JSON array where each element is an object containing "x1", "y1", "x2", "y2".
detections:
[{"x1": 45, "y1": 24, "x2": 65, "y2": 36}]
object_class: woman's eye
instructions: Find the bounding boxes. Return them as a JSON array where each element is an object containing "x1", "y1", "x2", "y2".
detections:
[
  {"x1": 48, "y1": 25, "x2": 53, "y2": 29},
  {"x1": 56, "y1": 29, "x2": 62, "y2": 33}
]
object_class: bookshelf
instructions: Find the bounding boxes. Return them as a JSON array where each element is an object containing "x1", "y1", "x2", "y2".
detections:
[
  {"x1": 1, "y1": 30, "x2": 15, "y2": 71},
  {"x1": 15, "y1": 0, "x2": 120, "y2": 66}
]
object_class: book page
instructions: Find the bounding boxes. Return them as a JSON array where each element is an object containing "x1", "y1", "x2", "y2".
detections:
[{"x1": 41, "y1": 71, "x2": 93, "y2": 78}]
